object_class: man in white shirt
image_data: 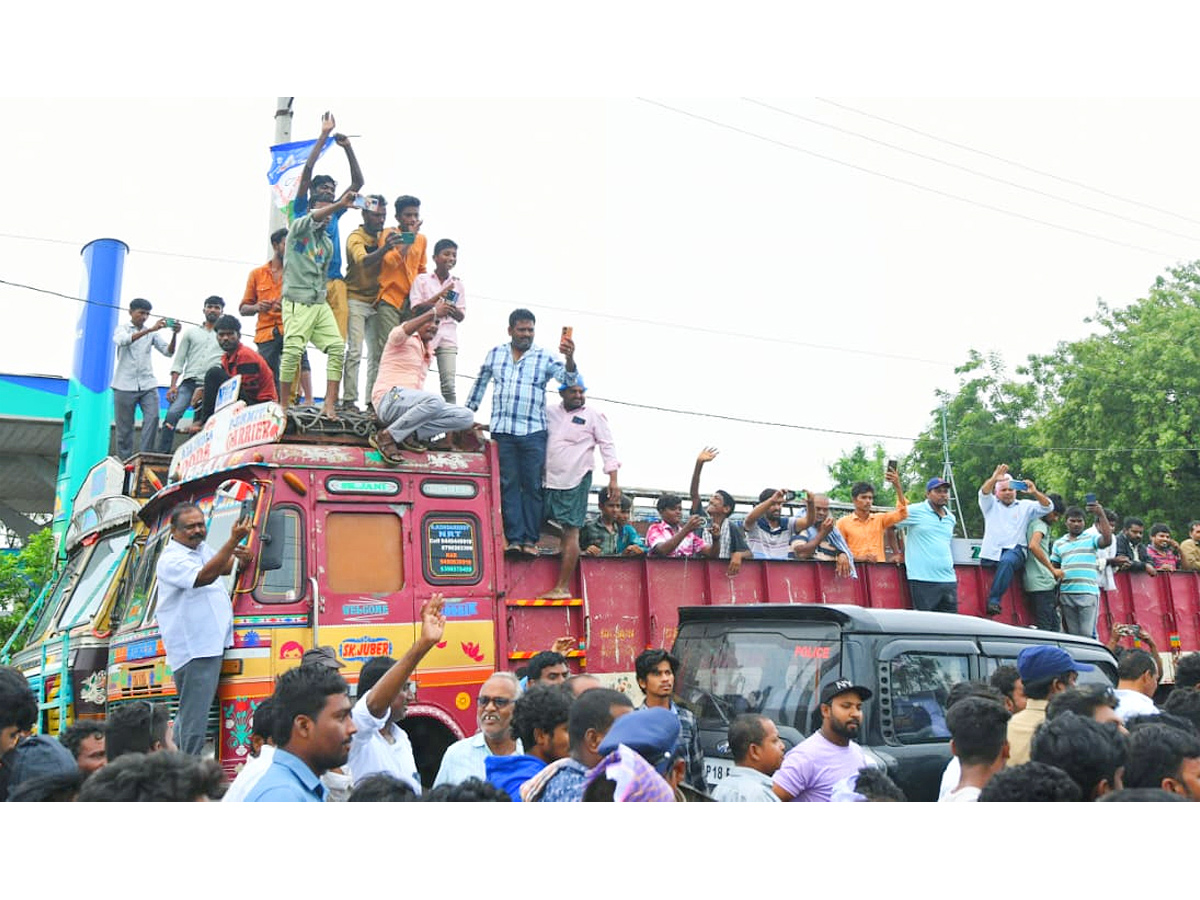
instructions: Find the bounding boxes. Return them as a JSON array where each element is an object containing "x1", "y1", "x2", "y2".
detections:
[
  {"x1": 155, "y1": 503, "x2": 251, "y2": 756},
  {"x1": 433, "y1": 671, "x2": 524, "y2": 787},
  {"x1": 977, "y1": 464, "x2": 1053, "y2": 616},
  {"x1": 112, "y1": 297, "x2": 178, "y2": 459},
  {"x1": 348, "y1": 595, "x2": 446, "y2": 794},
  {"x1": 942, "y1": 695, "x2": 1010, "y2": 802},
  {"x1": 1113, "y1": 649, "x2": 1161, "y2": 722}
]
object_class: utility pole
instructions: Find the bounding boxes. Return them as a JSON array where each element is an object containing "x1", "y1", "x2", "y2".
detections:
[
  {"x1": 270, "y1": 97, "x2": 295, "y2": 234},
  {"x1": 941, "y1": 402, "x2": 967, "y2": 538}
]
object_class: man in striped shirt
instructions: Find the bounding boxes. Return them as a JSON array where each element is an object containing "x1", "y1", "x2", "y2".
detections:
[
  {"x1": 1050, "y1": 502, "x2": 1114, "y2": 638},
  {"x1": 465, "y1": 308, "x2": 578, "y2": 555}
]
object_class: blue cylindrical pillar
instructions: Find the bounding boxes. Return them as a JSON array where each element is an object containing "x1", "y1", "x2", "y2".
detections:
[{"x1": 53, "y1": 239, "x2": 130, "y2": 554}]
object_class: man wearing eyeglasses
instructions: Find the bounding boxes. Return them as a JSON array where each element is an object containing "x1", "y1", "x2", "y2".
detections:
[
  {"x1": 433, "y1": 671, "x2": 524, "y2": 787},
  {"x1": 348, "y1": 595, "x2": 446, "y2": 793},
  {"x1": 156, "y1": 503, "x2": 252, "y2": 756}
]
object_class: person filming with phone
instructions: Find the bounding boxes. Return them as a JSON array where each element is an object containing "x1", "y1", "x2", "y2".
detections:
[
  {"x1": 978, "y1": 465, "x2": 1053, "y2": 617},
  {"x1": 155, "y1": 503, "x2": 254, "y2": 756}
]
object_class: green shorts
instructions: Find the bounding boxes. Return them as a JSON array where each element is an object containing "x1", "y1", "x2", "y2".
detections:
[{"x1": 544, "y1": 471, "x2": 592, "y2": 529}]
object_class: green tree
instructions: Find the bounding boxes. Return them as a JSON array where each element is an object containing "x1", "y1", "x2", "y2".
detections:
[
  {"x1": 0, "y1": 528, "x2": 57, "y2": 657},
  {"x1": 906, "y1": 350, "x2": 1047, "y2": 538},
  {"x1": 826, "y1": 441, "x2": 900, "y2": 503}
]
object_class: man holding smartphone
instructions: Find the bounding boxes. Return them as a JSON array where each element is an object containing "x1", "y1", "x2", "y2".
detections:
[{"x1": 978, "y1": 464, "x2": 1054, "y2": 617}]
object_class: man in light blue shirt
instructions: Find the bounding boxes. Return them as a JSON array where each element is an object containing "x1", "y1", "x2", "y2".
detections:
[
  {"x1": 895, "y1": 477, "x2": 959, "y2": 613},
  {"x1": 712, "y1": 714, "x2": 785, "y2": 802},
  {"x1": 155, "y1": 503, "x2": 251, "y2": 756},
  {"x1": 111, "y1": 297, "x2": 178, "y2": 459},
  {"x1": 245, "y1": 664, "x2": 357, "y2": 802},
  {"x1": 434, "y1": 672, "x2": 524, "y2": 786}
]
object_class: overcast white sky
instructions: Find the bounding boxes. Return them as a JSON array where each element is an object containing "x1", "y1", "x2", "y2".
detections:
[{"x1": 5, "y1": 10, "x2": 1200, "y2": 503}]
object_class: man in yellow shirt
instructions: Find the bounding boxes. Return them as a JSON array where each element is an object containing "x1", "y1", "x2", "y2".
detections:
[{"x1": 836, "y1": 468, "x2": 908, "y2": 562}]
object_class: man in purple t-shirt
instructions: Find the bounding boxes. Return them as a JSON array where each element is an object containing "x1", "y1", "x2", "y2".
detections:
[{"x1": 772, "y1": 679, "x2": 871, "y2": 802}]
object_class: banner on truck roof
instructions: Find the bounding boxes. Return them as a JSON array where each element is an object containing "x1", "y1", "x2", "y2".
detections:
[{"x1": 169, "y1": 401, "x2": 286, "y2": 483}]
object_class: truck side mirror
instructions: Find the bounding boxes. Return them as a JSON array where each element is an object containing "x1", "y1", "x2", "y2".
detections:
[{"x1": 259, "y1": 510, "x2": 285, "y2": 571}]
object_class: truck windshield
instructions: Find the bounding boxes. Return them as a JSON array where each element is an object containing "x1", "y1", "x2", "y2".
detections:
[{"x1": 674, "y1": 623, "x2": 841, "y2": 736}]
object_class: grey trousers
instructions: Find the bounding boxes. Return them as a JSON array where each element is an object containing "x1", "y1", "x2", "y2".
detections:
[
  {"x1": 173, "y1": 655, "x2": 223, "y2": 756},
  {"x1": 1059, "y1": 593, "x2": 1099, "y2": 639},
  {"x1": 434, "y1": 345, "x2": 457, "y2": 404},
  {"x1": 344, "y1": 298, "x2": 380, "y2": 404},
  {"x1": 113, "y1": 388, "x2": 160, "y2": 460},
  {"x1": 376, "y1": 385, "x2": 475, "y2": 443}
]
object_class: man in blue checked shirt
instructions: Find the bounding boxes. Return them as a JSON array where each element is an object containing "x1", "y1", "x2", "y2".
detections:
[{"x1": 465, "y1": 308, "x2": 579, "y2": 556}]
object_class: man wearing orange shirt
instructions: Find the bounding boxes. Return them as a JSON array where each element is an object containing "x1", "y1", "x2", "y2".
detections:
[
  {"x1": 369, "y1": 300, "x2": 474, "y2": 461},
  {"x1": 239, "y1": 228, "x2": 312, "y2": 403},
  {"x1": 836, "y1": 468, "x2": 908, "y2": 563},
  {"x1": 374, "y1": 195, "x2": 427, "y2": 371}
]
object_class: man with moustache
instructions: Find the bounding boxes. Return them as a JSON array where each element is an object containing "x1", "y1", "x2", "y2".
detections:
[
  {"x1": 539, "y1": 378, "x2": 621, "y2": 599},
  {"x1": 978, "y1": 464, "x2": 1054, "y2": 616},
  {"x1": 370, "y1": 301, "x2": 476, "y2": 459},
  {"x1": 894, "y1": 477, "x2": 959, "y2": 613},
  {"x1": 433, "y1": 672, "x2": 525, "y2": 787},
  {"x1": 158, "y1": 295, "x2": 225, "y2": 450},
  {"x1": 465, "y1": 309, "x2": 579, "y2": 556},
  {"x1": 790, "y1": 493, "x2": 856, "y2": 578},
  {"x1": 196, "y1": 315, "x2": 278, "y2": 425},
  {"x1": 773, "y1": 680, "x2": 872, "y2": 802}
]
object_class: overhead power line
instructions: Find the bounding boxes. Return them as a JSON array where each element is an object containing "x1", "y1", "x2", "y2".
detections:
[
  {"x1": 814, "y1": 97, "x2": 1200, "y2": 230},
  {"x1": 635, "y1": 97, "x2": 1186, "y2": 259},
  {"x1": 745, "y1": 98, "x2": 1200, "y2": 245}
]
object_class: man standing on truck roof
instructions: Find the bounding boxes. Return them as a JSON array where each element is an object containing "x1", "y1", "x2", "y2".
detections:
[
  {"x1": 1006, "y1": 645, "x2": 1093, "y2": 767},
  {"x1": 465, "y1": 308, "x2": 579, "y2": 557},
  {"x1": 978, "y1": 464, "x2": 1054, "y2": 617},
  {"x1": 433, "y1": 672, "x2": 524, "y2": 787},
  {"x1": 773, "y1": 680, "x2": 871, "y2": 802},
  {"x1": 635, "y1": 649, "x2": 706, "y2": 794},
  {"x1": 894, "y1": 477, "x2": 958, "y2": 613},
  {"x1": 539, "y1": 378, "x2": 621, "y2": 599},
  {"x1": 836, "y1": 470, "x2": 908, "y2": 564},
  {"x1": 155, "y1": 503, "x2": 252, "y2": 756}
]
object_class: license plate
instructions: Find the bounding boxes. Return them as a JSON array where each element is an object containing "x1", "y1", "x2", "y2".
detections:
[{"x1": 704, "y1": 756, "x2": 734, "y2": 790}]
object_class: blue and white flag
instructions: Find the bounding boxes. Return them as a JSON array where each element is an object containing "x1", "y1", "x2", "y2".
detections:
[{"x1": 267, "y1": 137, "x2": 332, "y2": 212}]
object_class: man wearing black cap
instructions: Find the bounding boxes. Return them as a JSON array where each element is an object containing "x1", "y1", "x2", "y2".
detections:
[
  {"x1": 894, "y1": 477, "x2": 959, "y2": 613},
  {"x1": 1006, "y1": 645, "x2": 1094, "y2": 766},
  {"x1": 773, "y1": 680, "x2": 871, "y2": 802}
]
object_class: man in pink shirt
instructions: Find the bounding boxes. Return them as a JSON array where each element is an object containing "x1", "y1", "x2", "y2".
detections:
[
  {"x1": 539, "y1": 379, "x2": 621, "y2": 599},
  {"x1": 370, "y1": 300, "x2": 475, "y2": 461},
  {"x1": 409, "y1": 238, "x2": 465, "y2": 404}
]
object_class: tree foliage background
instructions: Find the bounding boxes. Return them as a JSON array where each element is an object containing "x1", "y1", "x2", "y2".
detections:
[
  {"x1": 0, "y1": 529, "x2": 56, "y2": 657},
  {"x1": 829, "y1": 262, "x2": 1200, "y2": 538}
]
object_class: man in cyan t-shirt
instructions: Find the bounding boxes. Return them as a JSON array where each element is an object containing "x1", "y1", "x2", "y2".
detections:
[
  {"x1": 772, "y1": 680, "x2": 871, "y2": 802},
  {"x1": 894, "y1": 477, "x2": 958, "y2": 613}
]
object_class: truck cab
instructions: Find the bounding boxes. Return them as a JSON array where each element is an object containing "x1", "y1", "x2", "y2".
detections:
[{"x1": 671, "y1": 604, "x2": 1117, "y2": 801}]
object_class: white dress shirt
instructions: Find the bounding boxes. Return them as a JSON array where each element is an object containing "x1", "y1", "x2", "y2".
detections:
[
  {"x1": 154, "y1": 538, "x2": 234, "y2": 670},
  {"x1": 112, "y1": 320, "x2": 173, "y2": 391}
]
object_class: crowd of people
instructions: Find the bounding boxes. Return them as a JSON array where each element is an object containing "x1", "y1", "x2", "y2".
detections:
[{"x1": 6, "y1": 627, "x2": 1200, "y2": 802}]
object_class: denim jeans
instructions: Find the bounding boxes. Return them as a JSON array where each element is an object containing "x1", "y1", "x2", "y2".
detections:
[
  {"x1": 982, "y1": 546, "x2": 1026, "y2": 606},
  {"x1": 157, "y1": 378, "x2": 199, "y2": 452},
  {"x1": 494, "y1": 430, "x2": 548, "y2": 546}
]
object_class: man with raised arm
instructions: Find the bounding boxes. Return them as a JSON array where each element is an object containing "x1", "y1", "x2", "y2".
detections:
[
  {"x1": 465, "y1": 309, "x2": 579, "y2": 556},
  {"x1": 836, "y1": 470, "x2": 908, "y2": 564},
  {"x1": 689, "y1": 447, "x2": 752, "y2": 576},
  {"x1": 370, "y1": 300, "x2": 475, "y2": 459},
  {"x1": 291, "y1": 111, "x2": 364, "y2": 342},
  {"x1": 155, "y1": 503, "x2": 252, "y2": 756},
  {"x1": 977, "y1": 464, "x2": 1053, "y2": 617},
  {"x1": 349, "y1": 594, "x2": 447, "y2": 793},
  {"x1": 743, "y1": 489, "x2": 812, "y2": 560}
]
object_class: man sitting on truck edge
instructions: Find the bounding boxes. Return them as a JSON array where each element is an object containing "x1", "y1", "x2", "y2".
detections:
[
  {"x1": 1006, "y1": 645, "x2": 1093, "y2": 767},
  {"x1": 713, "y1": 714, "x2": 785, "y2": 802},
  {"x1": 197, "y1": 315, "x2": 278, "y2": 425},
  {"x1": 773, "y1": 680, "x2": 871, "y2": 802},
  {"x1": 245, "y1": 665, "x2": 357, "y2": 802},
  {"x1": 635, "y1": 649, "x2": 706, "y2": 794},
  {"x1": 978, "y1": 464, "x2": 1054, "y2": 616}
]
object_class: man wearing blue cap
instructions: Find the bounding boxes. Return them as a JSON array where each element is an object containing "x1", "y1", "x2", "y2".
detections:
[
  {"x1": 1006, "y1": 645, "x2": 1094, "y2": 766},
  {"x1": 894, "y1": 477, "x2": 959, "y2": 613},
  {"x1": 539, "y1": 378, "x2": 621, "y2": 600}
]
